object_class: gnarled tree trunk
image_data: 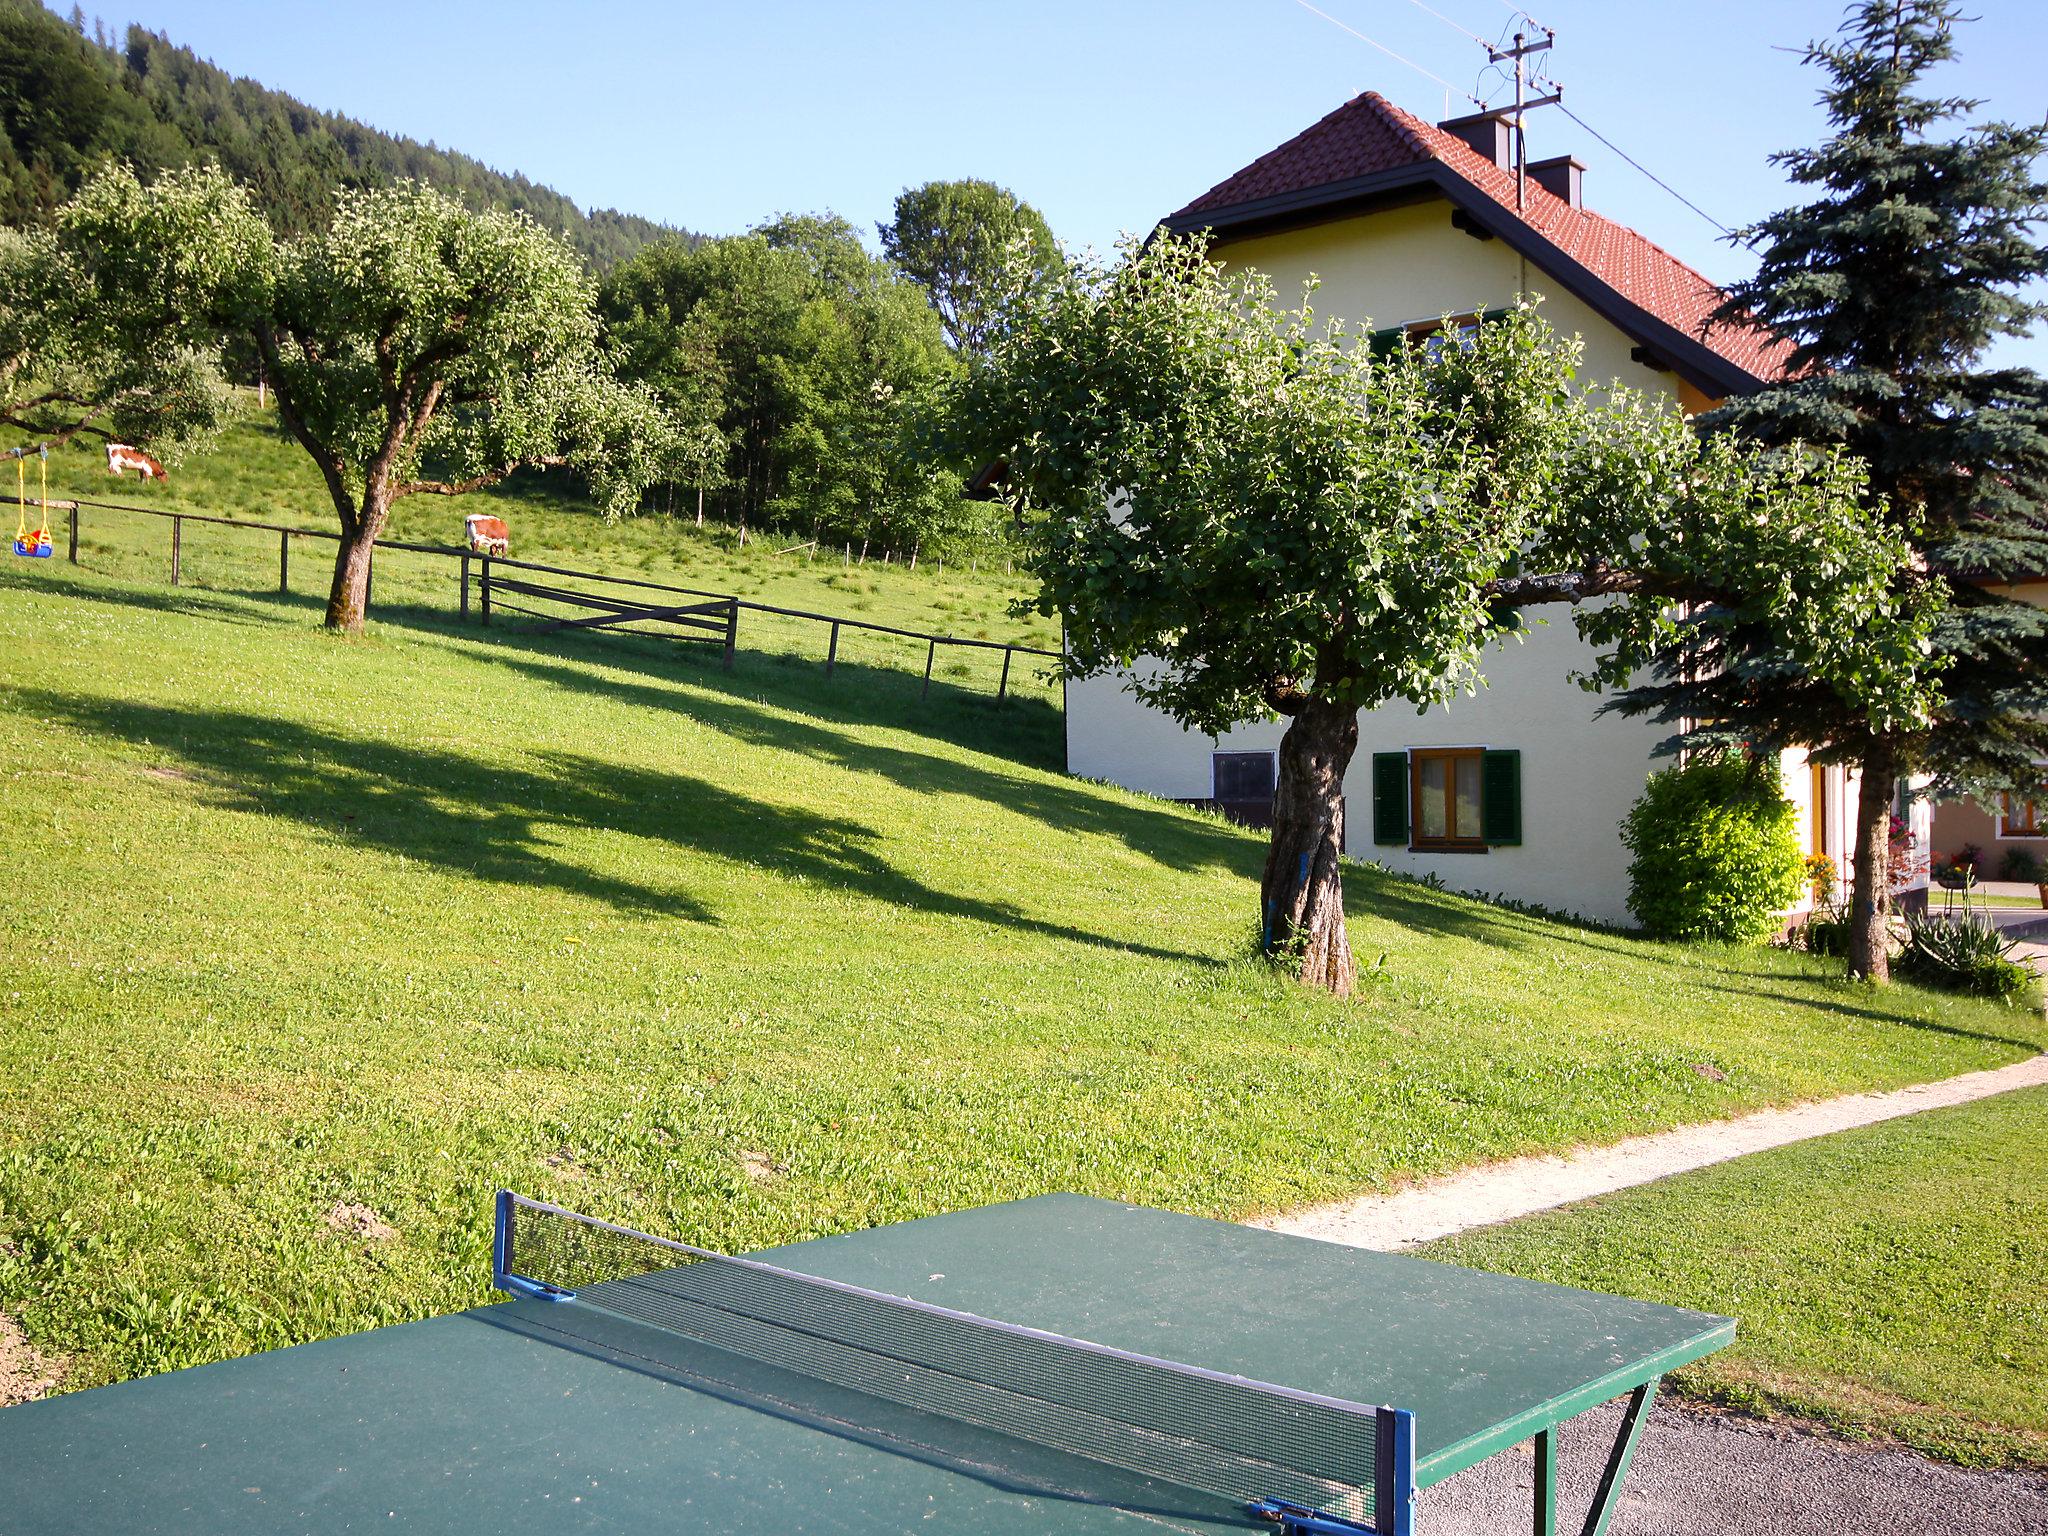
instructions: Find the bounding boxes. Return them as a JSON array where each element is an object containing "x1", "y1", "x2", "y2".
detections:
[
  {"x1": 1847, "y1": 741, "x2": 1898, "y2": 982},
  {"x1": 325, "y1": 492, "x2": 389, "y2": 634},
  {"x1": 1261, "y1": 698, "x2": 1358, "y2": 994}
]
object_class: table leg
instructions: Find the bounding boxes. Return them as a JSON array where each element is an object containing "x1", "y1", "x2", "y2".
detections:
[
  {"x1": 1533, "y1": 1427, "x2": 1557, "y2": 1536},
  {"x1": 1580, "y1": 1379, "x2": 1657, "y2": 1536}
]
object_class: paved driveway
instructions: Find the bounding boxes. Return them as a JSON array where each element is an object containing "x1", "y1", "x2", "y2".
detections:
[{"x1": 1427, "y1": 1398, "x2": 2048, "y2": 1535}]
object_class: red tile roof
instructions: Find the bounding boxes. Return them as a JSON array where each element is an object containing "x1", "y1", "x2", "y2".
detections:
[{"x1": 1169, "y1": 92, "x2": 1792, "y2": 385}]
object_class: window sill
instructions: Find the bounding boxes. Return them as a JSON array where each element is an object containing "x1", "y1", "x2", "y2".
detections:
[{"x1": 1409, "y1": 842, "x2": 1490, "y2": 855}]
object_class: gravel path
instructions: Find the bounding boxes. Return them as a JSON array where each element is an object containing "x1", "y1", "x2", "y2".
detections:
[
  {"x1": 1424, "y1": 1397, "x2": 2048, "y2": 1535},
  {"x1": 1255, "y1": 1053, "x2": 2048, "y2": 1250},
  {"x1": 1246, "y1": 1052, "x2": 2048, "y2": 1532}
]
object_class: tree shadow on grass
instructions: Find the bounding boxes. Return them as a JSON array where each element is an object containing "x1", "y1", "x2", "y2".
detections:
[
  {"x1": 1, "y1": 567, "x2": 286, "y2": 629},
  {"x1": 5, "y1": 684, "x2": 1222, "y2": 968},
  {"x1": 1353, "y1": 871, "x2": 2045, "y2": 1052},
  {"x1": 342, "y1": 595, "x2": 1072, "y2": 772},
  {"x1": 450, "y1": 639, "x2": 1267, "y2": 888}
]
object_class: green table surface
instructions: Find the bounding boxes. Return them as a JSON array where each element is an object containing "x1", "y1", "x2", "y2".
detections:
[{"x1": 0, "y1": 1194, "x2": 1733, "y2": 1533}]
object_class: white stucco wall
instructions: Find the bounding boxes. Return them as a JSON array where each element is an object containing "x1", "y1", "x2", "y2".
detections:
[{"x1": 1069, "y1": 617, "x2": 1668, "y2": 927}]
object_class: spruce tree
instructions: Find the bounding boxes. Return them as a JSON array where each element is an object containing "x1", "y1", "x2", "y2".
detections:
[{"x1": 1628, "y1": 0, "x2": 2048, "y2": 980}]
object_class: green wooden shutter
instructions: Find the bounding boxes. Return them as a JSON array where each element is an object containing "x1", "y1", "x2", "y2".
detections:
[
  {"x1": 1372, "y1": 752, "x2": 1409, "y2": 844},
  {"x1": 1481, "y1": 749, "x2": 1522, "y2": 845}
]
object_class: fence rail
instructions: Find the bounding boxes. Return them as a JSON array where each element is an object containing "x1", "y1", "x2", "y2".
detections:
[{"x1": 6, "y1": 491, "x2": 1059, "y2": 702}]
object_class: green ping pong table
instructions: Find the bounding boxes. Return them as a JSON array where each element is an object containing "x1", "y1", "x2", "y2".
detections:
[{"x1": 0, "y1": 1192, "x2": 1733, "y2": 1535}]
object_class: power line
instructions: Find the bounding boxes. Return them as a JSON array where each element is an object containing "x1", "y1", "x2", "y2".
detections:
[
  {"x1": 1552, "y1": 100, "x2": 1739, "y2": 238},
  {"x1": 1290, "y1": 0, "x2": 1484, "y2": 108},
  {"x1": 1394, "y1": 0, "x2": 1493, "y2": 50},
  {"x1": 1292, "y1": 0, "x2": 1740, "y2": 240}
]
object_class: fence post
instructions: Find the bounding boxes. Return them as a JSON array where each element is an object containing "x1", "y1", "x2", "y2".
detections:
[
  {"x1": 67, "y1": 504, "x2": 77, "y2": 564},
  {"x1": 825, "y1": 620, "x2": 840, "y2": 677},
  {"x1": 171, "y1": 515, "x2": 181, "y2": 585},
  {"x1": 279, "y1": 529, "x2": 289, "y2": 593},
  {"x1": 998, "y1": 646, "x2": 1012, "y2": 702},
  {"x1": 481, "y1": 555, "x2": 492, "y2": 625},
  {"x1": 921, "y1": 638, "x2": 936, "y2": 700},
  {"x1": 722, "y1": 599, "x2": 738, "y2": 670},
  {"x1": 460, "y1": 552, "x2": 470, "y2": 619}
]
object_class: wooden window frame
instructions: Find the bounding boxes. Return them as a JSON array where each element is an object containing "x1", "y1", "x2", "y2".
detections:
[
  {"x1": 1999, "y1": 792, "x2": 2044, "y2": 838},
  {"x1": 1403, "y1": 312, "x2": 1486, "y2": 349},
  {"x1": 1997, "y1": 761, "x2": 2048, "y2": 838},
  {"x1": 1409, "y1": 746, "x2": 1487, "y2": 852}
]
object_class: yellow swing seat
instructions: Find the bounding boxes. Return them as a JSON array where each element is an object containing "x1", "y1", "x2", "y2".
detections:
[{"x1": 11, "y1": 445, "x2": 52, "y2": 558}]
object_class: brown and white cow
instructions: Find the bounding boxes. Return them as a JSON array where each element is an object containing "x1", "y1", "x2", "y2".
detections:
[
  {"x1": 465, "y1": 514, "x2": 510, "y2": 556},
  {"x1": 106, "y1": 443, "x2": 167, "y2": 480}
]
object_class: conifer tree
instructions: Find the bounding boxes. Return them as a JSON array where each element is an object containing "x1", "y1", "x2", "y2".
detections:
[{"x1": 1635, "y1": 0, "x2": 2048, "y2": 980}]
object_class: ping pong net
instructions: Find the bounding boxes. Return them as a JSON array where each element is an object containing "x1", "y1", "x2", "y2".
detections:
[{"x1": 492, "y1": 1191, "x2": 1413, "y2": 1536}]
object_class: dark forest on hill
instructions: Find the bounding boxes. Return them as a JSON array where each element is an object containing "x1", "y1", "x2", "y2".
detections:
[{"x1": 0, "y1": 0, "x2": 684, "y2": 267}]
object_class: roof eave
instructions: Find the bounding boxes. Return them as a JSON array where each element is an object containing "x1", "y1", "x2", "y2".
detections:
[{"x1": 1164, "y1": 163, "x2": 1771, "y2": 401}]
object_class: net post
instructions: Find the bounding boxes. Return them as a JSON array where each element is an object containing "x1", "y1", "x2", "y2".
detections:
[
  {"x1": 492, "y1": 1188, "x2": 515, "y2": 1289},
  {"x1": 1376, "y1": 1407, "x2": 1415, "y2": 1536}
]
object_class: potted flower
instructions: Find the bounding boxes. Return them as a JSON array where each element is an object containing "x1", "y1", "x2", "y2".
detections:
[
  {"x1": 1999, "y1": 847, "x2": 2046, "y2": 907},
  {"x1": 1933, "y1": 851, "x2": 1978, "y2": 892}
]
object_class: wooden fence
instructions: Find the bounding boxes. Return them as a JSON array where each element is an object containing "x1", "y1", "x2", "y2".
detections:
[{"x1": 7, "y1": 492, "x2": 1059, "y2": 703}]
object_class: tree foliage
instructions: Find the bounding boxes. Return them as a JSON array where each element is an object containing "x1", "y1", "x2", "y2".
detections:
[
  {"x1": 600, "y1": 219, "x2": 992, "y2": 555},
  {"x1": 0, "y1": 160, "x2": 251, "y2": 453},
  {"x1": 39, "y1": 162, "x2": 672, "y2": 632},
  {"x1": 0, "y1": 0, "x2": 681, "y2": 268},
  {"x1": 948, "y1": 233, "x2": 1931, "y2": 993},
  {"x1": 1672, "y1": 0, "x2": 2048, "y2": 979},
  {"x1": 879, "y1": 179, "x2": 1063, "y2": 356}
]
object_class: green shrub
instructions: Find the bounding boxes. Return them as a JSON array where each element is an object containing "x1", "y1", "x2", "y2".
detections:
[
  {"x1": 1798, "y1": 905, "x2": 1852, "y2": 957},
  {"x1": 1896, "y1": 913, "x2": 2036, "y2": 1001},
  {"x1": 1997, "y1": 846, "x2": 2044, "y2": 884},
  {"x1": 1621, "y1": 757, "x2": 1805, "y2": 943}
]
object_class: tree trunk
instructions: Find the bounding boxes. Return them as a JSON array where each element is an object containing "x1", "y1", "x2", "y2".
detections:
[
  {"x1": 1846, "y1": 742, "x2": 1898, "y2": 982},
  {"x1": 1261, "y1": 698, "x2": 1359, "y2": 995},
  {"x1": 324, "y1": 494, "x2": 389, "y2": 634}
]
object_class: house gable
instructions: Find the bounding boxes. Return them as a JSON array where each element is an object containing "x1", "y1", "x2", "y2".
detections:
[{"x1": 1159, "y1": 92, "x2": 1790, "y2": 402}]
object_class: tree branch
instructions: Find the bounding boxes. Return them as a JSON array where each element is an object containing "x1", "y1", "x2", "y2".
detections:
[
  {"x1": 253, "y1": 323, "x2": 354, "y2": 526},
  {"x1": 395, "y1": 455, "x2": 568, "y2": 499}
]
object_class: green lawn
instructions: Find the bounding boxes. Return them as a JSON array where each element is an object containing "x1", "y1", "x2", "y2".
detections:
[
  {"x1": 27, "y1": 399, "x2": 1060, "y2": 701},
  {"x1": 1425, "y1": 1088, "x2": 2048, "y2": 1469},
  {"x1": 0, "y1": 559, "x2": 2041, "y2": 1419}
]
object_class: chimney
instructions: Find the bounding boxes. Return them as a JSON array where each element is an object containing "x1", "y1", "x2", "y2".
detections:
[
  {"x1": 1436, "y1": 110, "x2": 1512, "y2": 170},
  {"x1": 1528, "y1": 155, "x2": 1585, "y2": 208}
]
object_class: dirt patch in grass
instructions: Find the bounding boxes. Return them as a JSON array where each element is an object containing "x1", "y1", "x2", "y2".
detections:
[
  {"x1": 738, "y1": 1148, "x2": 785, "y2": 1184},
  {"x1": 0, "y1": 1310, "x2": 64, "y2": 1406},
  {"x1": 323, "y1": 1201, "x2": 396, "y2": 1243}
]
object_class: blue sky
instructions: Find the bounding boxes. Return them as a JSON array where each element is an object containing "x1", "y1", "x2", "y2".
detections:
[{"x1": 97, "y1": 1, "x2": 2048, "y2": 360}]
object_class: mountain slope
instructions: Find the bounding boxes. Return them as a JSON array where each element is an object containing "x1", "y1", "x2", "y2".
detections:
[{"x1": 0, "y1": 1, "x2": 685, "y2": 267}]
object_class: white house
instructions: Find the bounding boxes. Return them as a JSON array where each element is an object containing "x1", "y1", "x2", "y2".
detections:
[{"x1": 1066, "y1": 91, "x2": 1928, "y2": 926}]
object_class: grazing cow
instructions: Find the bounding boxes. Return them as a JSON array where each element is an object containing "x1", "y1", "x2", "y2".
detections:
[
  {"x1": 465, "y1": 514, "x2": 510, "y2": 555},
  {"x1": 106, "y1": 443, "x2": 167, "y2": 480}
]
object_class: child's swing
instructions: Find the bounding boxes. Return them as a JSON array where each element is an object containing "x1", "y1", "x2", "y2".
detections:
[{"x1": 11, "y1": 446, "x2": 52, "y2": 559}]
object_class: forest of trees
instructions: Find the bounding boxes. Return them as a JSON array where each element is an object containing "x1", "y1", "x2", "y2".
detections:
[
  {"x1": 0, "y1": 2, "x2": 1064, "y2": 557},
  {"x1": 0, "y1": 0, "x2": 683, "y2": 267}
]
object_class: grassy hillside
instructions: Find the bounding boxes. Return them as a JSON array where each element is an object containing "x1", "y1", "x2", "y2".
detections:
[
  {"x1": 0, "y1": 559, "x2": 2040, "y2": 1398},
  {"x1": 30, "y1": 408, "x2": 1059, "y2": 699},
  {"x1": 1428, "y1": 1087, "x2": 2048, "y2": 1469}
]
